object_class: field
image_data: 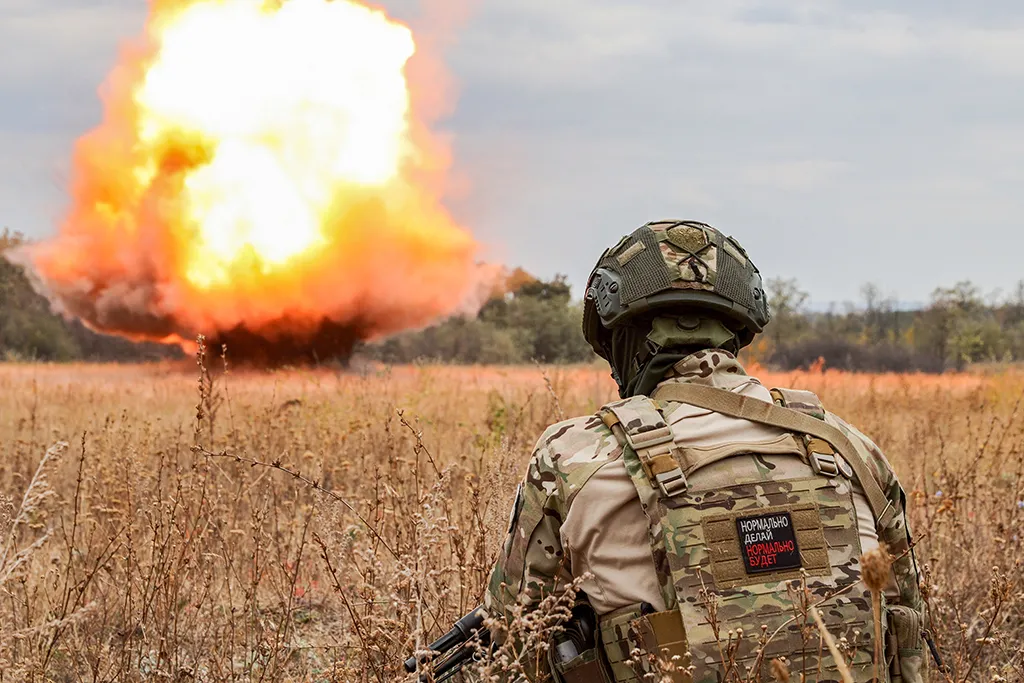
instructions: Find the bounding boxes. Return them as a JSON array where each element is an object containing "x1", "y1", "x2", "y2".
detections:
[{"x1": 0, "y1": 356, "x2": 1022, "y2": 682}]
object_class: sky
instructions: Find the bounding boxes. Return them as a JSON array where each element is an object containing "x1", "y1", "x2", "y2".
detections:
[{"x1": 2, "y1": 0, "x2": 1023, "y2": 308}]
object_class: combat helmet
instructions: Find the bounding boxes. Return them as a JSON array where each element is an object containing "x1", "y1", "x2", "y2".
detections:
[{"x1": 583, "y1": 220, "x2": 771, "y2": 361}]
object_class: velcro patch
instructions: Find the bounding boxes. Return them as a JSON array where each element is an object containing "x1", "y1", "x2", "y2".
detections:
[
  {"x1": 700, "y1": 498, "x2": 830, "y2": 589},
  {"x1": 616, "y1": 240, "x2": 646, "y2": 266},
  {"x1": 736, "y1": 511, "x2": 801, "y2": 574}
]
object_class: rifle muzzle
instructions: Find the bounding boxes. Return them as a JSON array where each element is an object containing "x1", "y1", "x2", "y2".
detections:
[{"x1": 403, "y1": 606, "x2": 487, "y2": 673}]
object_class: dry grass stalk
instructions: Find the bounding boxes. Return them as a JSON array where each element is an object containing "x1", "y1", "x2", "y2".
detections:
[
  {"x1": 860, "y1": 544, "x2": 892, "y2": 683},
  {"x1": 808, "y1": 602, "x2": 854, "y2": 683},
  {"x1": 0, "y1": 358, "x2": 1021, "y2": 680}
]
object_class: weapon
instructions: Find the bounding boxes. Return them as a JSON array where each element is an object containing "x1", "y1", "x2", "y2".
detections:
[
  {"x1": 924, "y1": 630, "x2": 946, "y2": 674},
  {"x1": 404, "y1": 605, "x2": 489, "y2": 682}
]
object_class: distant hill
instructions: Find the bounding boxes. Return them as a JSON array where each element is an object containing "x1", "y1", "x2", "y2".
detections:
[{"x1": 0, "y1": 230, "x2": 181, "y2": 362}]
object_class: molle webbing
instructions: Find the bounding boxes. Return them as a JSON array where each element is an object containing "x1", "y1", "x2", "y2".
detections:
[
  {"x1": 599, "y1": 606, "x2": 690, "y2": 683},
  {"x1": 702, "y1": 502, "x2": 832, "y2": 589},
  {"x1": 664, "y1": 477, "x2": 875, "y2": 682},
  {"x1": 602, "y1": 393, "x2": 877, "y2": 683},
  {"x1": 651, "y1": 383, "x2": 895, "y2": 527}
]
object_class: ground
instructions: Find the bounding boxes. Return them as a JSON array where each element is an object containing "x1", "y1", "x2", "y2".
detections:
[{"x1": 0, "y1": 360, "x2": 1021, "y2": 681}]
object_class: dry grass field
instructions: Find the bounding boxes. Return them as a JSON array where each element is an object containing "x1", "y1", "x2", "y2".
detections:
[{"x1": 0, "y1": 353, "x2": 1022, "y2": 682}]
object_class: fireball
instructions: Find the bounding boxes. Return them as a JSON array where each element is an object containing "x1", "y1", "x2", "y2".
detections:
[{"x1": 32, "y1": 0, "x2": 479, "y2": 361}]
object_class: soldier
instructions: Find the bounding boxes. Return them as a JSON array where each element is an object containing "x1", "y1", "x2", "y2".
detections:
[{"x1": 483, "y1": 220, "x2": 928, "y2": 683}]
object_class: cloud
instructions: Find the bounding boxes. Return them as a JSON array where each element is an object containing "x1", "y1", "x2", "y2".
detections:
[
  {"x1": 0, "y1": 130, "x2": 70, "y2": 233},
  {"x1": 741, "y1": 160, "x2": 849, "y2": 192},
  {"x1": 0, "y1": 1, "x2": 144, "y2": 89},
  {"x1": 427, "y1": 0, "x2": 1024, "y2": 302},
  {"x1": 443, "y1": 1, "x2": 1024, "y2": 89},
  {"x1": 4, "y1": 0, "x2": 1024, "y2": 305}
]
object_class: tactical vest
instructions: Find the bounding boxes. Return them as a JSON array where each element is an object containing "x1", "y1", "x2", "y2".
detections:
[{"x1": 586, "y1": 385, "x2": 891, "y2": 683}]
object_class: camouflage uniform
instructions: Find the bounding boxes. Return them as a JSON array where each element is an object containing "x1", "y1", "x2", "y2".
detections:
[
  {"x1": 484, "y1": 350, "x2": 925, "y2": 681},
  {"x1": 482, "y1": 220, "x2": 926, "y2": 682}
]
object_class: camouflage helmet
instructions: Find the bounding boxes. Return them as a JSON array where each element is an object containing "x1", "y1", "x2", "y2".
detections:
[{"x1": 583, "y1": 220, "x2": 771, "y2": 358}]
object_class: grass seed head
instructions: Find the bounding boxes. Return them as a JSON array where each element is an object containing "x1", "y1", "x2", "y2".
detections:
[
  {"x1": 770, "y1": 657, "x2": 791, "y2": 683},
  {"x1": 860, "y1": 543, "x2": 891, "y2": 594}
]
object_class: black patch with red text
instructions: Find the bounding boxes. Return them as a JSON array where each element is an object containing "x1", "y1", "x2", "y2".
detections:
[{"x1": 736, "y1": 511, "x2": 801, "y2": 574}]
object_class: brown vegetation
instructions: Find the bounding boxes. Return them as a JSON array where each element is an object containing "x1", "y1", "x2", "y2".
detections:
[{"x1": 0, "y1": 357, "x2": 1022, "y2": 681}]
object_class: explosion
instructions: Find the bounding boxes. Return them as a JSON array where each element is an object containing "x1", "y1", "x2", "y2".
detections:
[{"x1": 31, "y1": 0, "x2": 480, "y2": 363}]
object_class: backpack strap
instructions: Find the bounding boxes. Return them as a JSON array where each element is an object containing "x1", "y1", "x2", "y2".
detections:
[
  {"x1": 770, "y1": 388, "x2": 852, "y2": 480},
  {"x1": 651, "y1": 383, "x2": 896, "y2": 527},
  {"x1": 600, "y1": 397, "x2": 687, "y2": 499},
  {"x1": 599, "y1": 396, "x2": 681, "y2": 611}
]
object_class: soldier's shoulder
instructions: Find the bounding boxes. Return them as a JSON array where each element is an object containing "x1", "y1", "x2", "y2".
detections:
[
  {"x1": 772, "y1": 386, "x2": 898, "y2": 484},
  {"x1": 528, "y1": 412, "x2": 623, "y2": 496},
  {"x1": 769, "y1": 385, "x2": 828, "y2": 420},
  {"x1": 822, "y1": 411, "x2": 879, "y2": 452},
  {"x1": 823, "y1": 410, "x2": 899, "y2": 490},
  {"x1": 770, "y1": 385, "x2": 864, "y2": 441},
  {"x1": 535, "y1": 412, "x2": 620, "y2": 465}
]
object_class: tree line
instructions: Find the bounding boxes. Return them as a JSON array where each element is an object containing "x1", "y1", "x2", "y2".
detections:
[
  {"x1": 3, "y1": 227, "x2": 1022, "y2": 371},
  {"x1": 761, "y1": 277, "x2": 1024, "y2": 372},
  {"x1": 361, "y1": 274, "x2": 593, "y2": 365}
]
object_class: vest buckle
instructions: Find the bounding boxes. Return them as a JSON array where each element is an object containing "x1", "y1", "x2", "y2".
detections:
[
  {"x1": 655, "y1": 467, "x2": 687, "y2": 498},
  {"x1": 810, "y1": 451, "x2": 840, "y2": 477},
  {"x1": 803, "y1": 435, "x2": 844, "y2": 478}
]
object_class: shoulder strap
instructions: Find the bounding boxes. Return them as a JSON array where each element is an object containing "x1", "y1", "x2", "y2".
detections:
[
  {"x1": 600, "y1": 397, "x2": 687, "y2": 498},
  {"x1": 651, "y1": 383, "x2": 896, "y2": 527},
  {"x1": 770, "y1": 388, "x2": 850, "y2": 479},
  {"x1": 599, "y1": 397, "x2": 680, "y2": 611}
]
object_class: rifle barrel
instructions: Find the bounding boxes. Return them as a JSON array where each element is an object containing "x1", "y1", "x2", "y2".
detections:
[{"x1": 403, "y1": 606, "x2": 487, "y2": 674}]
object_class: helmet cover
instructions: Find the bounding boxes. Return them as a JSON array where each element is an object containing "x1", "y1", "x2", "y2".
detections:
[{"x1": 583, "y1": 220, "x2": 770, "y2": 359}]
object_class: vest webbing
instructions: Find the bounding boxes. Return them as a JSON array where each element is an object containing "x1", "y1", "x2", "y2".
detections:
[
  {"x1": 601, "y1": 388, "x2": 878, "y2": 682},
  {"x1": 651, "y1": 382, "x2": 896, "y2": 528}
]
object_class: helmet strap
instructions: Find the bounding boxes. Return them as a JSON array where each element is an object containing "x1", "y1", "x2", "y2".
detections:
[{"x1": 630, "y1": 338, "x2": 661, "y2": 376}]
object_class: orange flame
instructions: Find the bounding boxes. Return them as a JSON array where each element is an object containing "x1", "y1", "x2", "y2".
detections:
[{"x1": 31, "y1": 0, "x2": 480, "y2": 360}]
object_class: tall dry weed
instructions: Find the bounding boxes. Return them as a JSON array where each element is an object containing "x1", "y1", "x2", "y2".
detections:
[{"x1": 0, "y1": 359, "x2": 1021, "y2": 681}]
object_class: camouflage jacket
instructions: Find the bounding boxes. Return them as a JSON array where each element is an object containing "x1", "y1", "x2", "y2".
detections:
[{"x1": 484, "y1": 350, "x2": 923, "y2": 681}]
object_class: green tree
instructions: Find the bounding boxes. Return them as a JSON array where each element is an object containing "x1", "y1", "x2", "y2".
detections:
[
  {"x1": 0, "y1": 236, "x2": 83, "y2": 361},
  {"x1": 366, "y1": 274, "x2": 593, "y2": 365},
  {"x1": 914, "y1": 281, "x2": 997, "y2": 369},
  {"x1": 1, "y1": 228, "x2": 178, "y2": 363},
  {"x1": 480, "y1": 275, "x2": 591, "y2": 363},
  {"x1": 764, "y1": 277, "x2": 810, "y2": 349}
]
